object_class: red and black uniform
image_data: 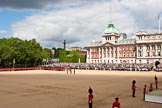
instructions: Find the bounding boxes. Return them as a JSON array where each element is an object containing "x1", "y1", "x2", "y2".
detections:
[
  {"x1": 132, "y1": 84, "x2": 136, "y2": 97},
  {"x1": 88, "y1": 93, "x2": 93, "y2": 108},
  {"x1": 155, "y1": 79, "x2": 158, "y2": 90},
  {"x1": 112, "y1": 101, "x2": 120, "y2": 108},
  {"x1": 155, "y1": 76, "x2": 158, "y2": 90},
  {"x1": 149, "y1": 84, "x2": 153, "y2": 92},
  {"x1": 143, "y1": 85, "x2": 147, "y2": 101}
]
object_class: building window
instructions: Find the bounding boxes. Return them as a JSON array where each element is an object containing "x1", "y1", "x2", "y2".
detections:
[
  {"x1": 158, "y1": 52, "x2": 161, "y2": 56},
  {"x1": 104, "y1": 53, "x2": 106, "y2": 58},
  {"x1": 120, "y1": 47, "x2": 122, "y2": 50},
  {"x1": 120, "y1": 53, "x2": 122, "y2": 57},
  {"x1": 131, "y1": 53, "x2": 134, "y2": 56},
  {"x1": 139, "y1": 46, "x2": 142, "y2": 49},
  {"x1": 147, "y1": 52, "x2": 149, "y2": 57},
  {"x1": 147, "y1": 60, "x2": 149, "y2": 64},
  {"x1": 127, "y1": 53, "x2": 129, "y2": 57}
]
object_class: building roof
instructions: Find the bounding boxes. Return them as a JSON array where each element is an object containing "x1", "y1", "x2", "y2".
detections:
[
  {"x1": 104, "y1": 23, "x2": 119, "y2": 34},
  {"x1": 118, "y1": 39, "x2": 136, "y2": 44}
]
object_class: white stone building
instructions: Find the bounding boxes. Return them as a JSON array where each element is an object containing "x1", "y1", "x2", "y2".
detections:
[{"x1": 85, "y1": 23, "x2": 162, "y2": 64}]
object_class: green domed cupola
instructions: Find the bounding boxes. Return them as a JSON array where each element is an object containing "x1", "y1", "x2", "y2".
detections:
[{"x1": 104, "y1": 23, "x2": 119, "y2": 34}]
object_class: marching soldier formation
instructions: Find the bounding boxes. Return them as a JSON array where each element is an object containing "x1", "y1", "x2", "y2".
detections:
[{"x1": 87, "y1": 75, "x2": 160, "y2": 108}]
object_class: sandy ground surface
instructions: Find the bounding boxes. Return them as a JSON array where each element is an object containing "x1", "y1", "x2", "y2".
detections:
[{"x1": 0, "y1": 69, "x2": 162, "y2": 108}]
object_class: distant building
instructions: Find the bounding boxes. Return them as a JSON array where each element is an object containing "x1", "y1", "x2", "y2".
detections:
[
  {"x1": 85, "y1": 23, "x2": 162, "y2": 64},
  {"x1": 69, "y1": 47, "x2": 87, "y2": 56},
  {"x1": 69, "y1": 47, "x2": 82, "y2": 51}
]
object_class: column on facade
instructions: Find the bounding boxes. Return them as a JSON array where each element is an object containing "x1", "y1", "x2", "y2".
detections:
[
  {"x1": 106, "y1": 47, "x2": 108, "y2": 59},
  {"x1": 89, "y1": 48, "x2": 91, "y2": 63},
  {"x1": 149, "y1": 45, "x2": 152, "y2": 57},
  {"x1": 86, "y1": 49, "x2": 89, "y2": 63},
  {"x1": 98, "y1": 47, "x2": 100, "y2": 62},
  {"x1": 102, "y1": 47, "x2": 104, "y2": 63},
  {"x1": 161, "y1": 44, "x2": 162, "y2": 57},
  {"x1": 143, "y1": 45, "x2": 146, "y2": 57},
  {"x1": 109, "y1": 47, "x2": 111, "y2": 59},
  {"x1": 113, "y1": 46, "x2": 115, "y2": 59},
  {"x1": 155, "y1": 44, "x2": 157, "y2": 57},
  {"x1": 136, "y1": 45, "x2": 138, "y2": 58},
  {"x1": 117, "y1": 46, "x2": 119, "y2": 63},
  {"x1": 141, "y1": 45, "x2": 143, "y2": 57}
]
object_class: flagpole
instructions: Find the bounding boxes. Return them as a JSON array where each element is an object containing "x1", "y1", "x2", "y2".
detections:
[
  {"x1": 158, "y1": 15, "x2": 160, "y2": 33},
  {"x1": 110, "y1": 0, "x2": 112, "y2": 23}
]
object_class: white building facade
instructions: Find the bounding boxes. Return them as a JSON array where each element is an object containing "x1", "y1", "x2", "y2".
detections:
[{"x1": 85, "y1": 23, "x2": 162, "y2": 64}]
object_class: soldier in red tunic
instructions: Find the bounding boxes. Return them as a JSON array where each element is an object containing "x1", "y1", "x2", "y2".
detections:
[
  {"x1": 155, "y1": 75, "x2": 158, "y2": 90},
  {"x1": 149, "y1": 83, "x2": 153, "y2": 92},
  {"x1": 143, "y1": 85, "x2": 147, "y2": 101},
  {"x1": 88, "y1": 92, "x2": 93, "y2": 108},
  {"x1": 132, "y1": 80, "x2": 137, "y2": 97},
  {"x1": 112, "y1": 97, "x2": 120, "y2": 108}
]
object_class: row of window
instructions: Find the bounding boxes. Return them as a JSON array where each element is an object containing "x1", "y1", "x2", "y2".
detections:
[
  {"x1": 138, "y1": 35, "x2": 162, "y2": 40},
  {"x1": 89, "y1": 59, "x2": 150, "y2": 64},
  {"x1": 90, "y1": 60, "x2": 137, "y2": 63},
  {"x1": 90, "y1": 45, "x2": 162, "y2": 53},
  {"x1": 91, "y1": 47, "x2": 135, "y2": 52},
  {"x1": 138, "y1": 45, "x2": 161, "y2": 49},
  {"x1": 138, "y1": 51, "x2": 161, "y2": 57},
  {"x1": 90, "y1": 52, "x2": 135, "y2": 58}
]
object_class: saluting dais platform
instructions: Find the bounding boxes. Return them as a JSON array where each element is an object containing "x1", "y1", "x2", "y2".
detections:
[{"x1": 145, "y1": 90, "x2": 162, "y2": 104}]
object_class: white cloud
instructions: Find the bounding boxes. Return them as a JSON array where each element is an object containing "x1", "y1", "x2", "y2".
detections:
[
  {"x1": 0, "y1": 30, "x2": 7, "y2": 35},
  {"x1": 12, "y1": 0, "x2": 162, "y2": 48},
  {"x1": 120, "y1": 0, "x2": 162, "y2": 31}
]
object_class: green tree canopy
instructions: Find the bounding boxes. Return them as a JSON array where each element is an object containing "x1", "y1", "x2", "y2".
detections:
[{"x1": 0, "y1": 37, "x2": 52, "y2": 67}]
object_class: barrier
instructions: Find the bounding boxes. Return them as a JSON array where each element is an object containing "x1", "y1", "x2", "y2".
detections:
[{"x1": 0, "y1": 67, "x2": 65, "y2": 71}]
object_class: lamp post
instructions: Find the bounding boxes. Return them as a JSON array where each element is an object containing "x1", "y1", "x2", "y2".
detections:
[{"x1": 13, "y1": 58, "x2": 15, "y2": 69}]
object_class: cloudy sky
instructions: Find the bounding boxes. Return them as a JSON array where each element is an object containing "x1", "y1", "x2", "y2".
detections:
[{"x1": 0, "y1": 0, "x2": 162, "y2": 49}]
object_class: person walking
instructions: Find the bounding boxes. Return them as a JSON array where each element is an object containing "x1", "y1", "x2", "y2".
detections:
[
  {"x1": 112, "y1": 97, "x2": 120, "y2": 108},
  {"x1": 143, "y1": 85, "x2": 147, "y2": 101},
  {"x1": 88, "y1": 90, "x2": 93, "y2": 108},
  {"x1": 132, "y1": 80, "x2": 137, "y2": 97}
]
